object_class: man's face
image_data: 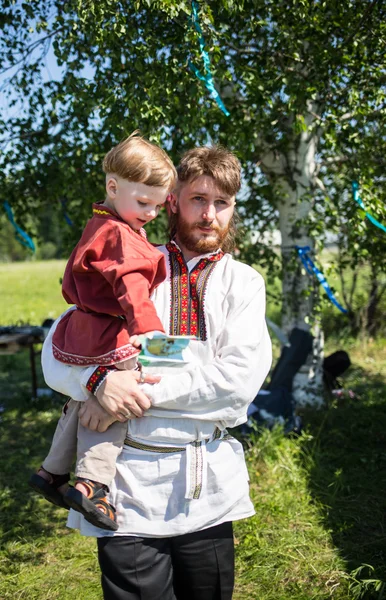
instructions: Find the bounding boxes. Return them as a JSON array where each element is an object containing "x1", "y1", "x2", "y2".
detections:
[{"x1": 170, "y1": 175, "x2": 236, "y2": 255}]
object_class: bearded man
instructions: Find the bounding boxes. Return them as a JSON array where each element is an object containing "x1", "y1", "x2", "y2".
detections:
[{"x1": 42, "y1": 145, "x2": 272, "y2": 600}]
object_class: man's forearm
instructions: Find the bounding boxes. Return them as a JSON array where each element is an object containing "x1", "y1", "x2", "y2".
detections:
[
  {"x1": 141, "y1": 334, "x2": 272, "y2": 427},
  {"x1": 41, "y1": 313, "x2": 96, "y2": 401},
  {"x1": 141, "y1": 276, "x2": 272, "y2": 427}
]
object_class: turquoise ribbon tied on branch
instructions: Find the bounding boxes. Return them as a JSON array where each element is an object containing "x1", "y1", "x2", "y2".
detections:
[
  {"x1": 3, "y1": 201, "x2": 35, "y2": 252},
  {"x1": 188, "y1": 1, "x2": 230, "y2": 117},
  {"x1": 296, "y1": 245, "x2": 347, "y2": 314},
  {"x1": 352, "y1": 181, "x2": 386, "y2": 234}
]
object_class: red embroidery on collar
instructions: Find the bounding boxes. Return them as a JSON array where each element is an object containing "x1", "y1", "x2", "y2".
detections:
[
  {"x1": 166, "y1": 242, "x2": 224, "y2": 340},
  {"x1": 166, "y1": 241, "x2": 224, "y2": 262}
]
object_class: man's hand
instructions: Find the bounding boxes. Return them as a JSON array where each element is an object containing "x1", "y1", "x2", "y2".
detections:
[
  {"x1": 95, "y1": 369, "x2": 160, "y2": 422},
  {"x1": 78, "y1": 396, "x2": 117, "y2": 432}
]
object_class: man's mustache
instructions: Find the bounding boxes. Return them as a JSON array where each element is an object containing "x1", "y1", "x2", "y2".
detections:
[{"x1": 194, "y1": 222, "x2": 221, "y2": 231}]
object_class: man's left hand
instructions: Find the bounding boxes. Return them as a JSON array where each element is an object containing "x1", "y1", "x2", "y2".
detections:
[{"x1": 95, "y1": 369, "x2": 160, "y2": 421}]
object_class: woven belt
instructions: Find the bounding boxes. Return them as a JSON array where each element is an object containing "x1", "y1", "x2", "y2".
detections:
[
  {"x1": 123, "y1": 427, "x2": 232, "y2": 500},
  {"x1": 123, "y1": 426, "x2": 228, "y2": 453}
]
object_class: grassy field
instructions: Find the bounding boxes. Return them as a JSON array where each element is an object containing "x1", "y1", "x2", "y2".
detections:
[
  {"x1": 0, "y1": 260, "x2": 68, "y2": 325},
  {"x1": 0, "y1": 260, "x2": 385, "y2": 599}
]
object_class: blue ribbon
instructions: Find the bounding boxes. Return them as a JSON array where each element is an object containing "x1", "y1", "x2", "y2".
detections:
[
  {"x1": 189, "y1": 1, "x2": 230, "y2": 117},
  {"x1": 352, "y1": 181, "x2": 386, "y2": 234},
  {"x1": 3, "y1": 201, "x2": 35, "y2": 252},
  {"x1": 63, "y1": 213, "x2": 74, "y2": 227},
  {"x1": 59, "y1": 198, "x2": 74, "y2": 227},
  {"x1": 296, "y1": 246, "x2": 347, "y2": 314}
]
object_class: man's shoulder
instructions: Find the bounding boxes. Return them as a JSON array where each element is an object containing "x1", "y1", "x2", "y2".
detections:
[{"x1": 222, "y1": 254, "x2": 265, "y2": 286}]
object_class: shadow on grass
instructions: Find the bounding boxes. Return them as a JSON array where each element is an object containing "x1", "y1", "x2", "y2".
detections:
[
  {"x1": 0, "y1": 352, "x2": 70, "y2": 558},
  {"x1": 302, "y1": 363, "x2": 386, "y2": 588}
]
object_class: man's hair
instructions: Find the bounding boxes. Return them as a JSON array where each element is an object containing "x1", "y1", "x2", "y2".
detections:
[
  {"x1": 103, "y1": 131, "x2": 177, "y2": 190},
  {"x1": 176, "y1": 145, "x2": 241, "y2": 196}
]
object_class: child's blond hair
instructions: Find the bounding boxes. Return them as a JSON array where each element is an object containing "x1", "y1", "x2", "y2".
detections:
[{"x1": 103, "y1": 131, "x2": 176, "y2": 190}]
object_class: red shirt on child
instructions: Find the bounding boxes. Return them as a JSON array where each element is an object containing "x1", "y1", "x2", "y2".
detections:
[{"x1": 52, "y1": 203, "x2": 166, "y2": 366}]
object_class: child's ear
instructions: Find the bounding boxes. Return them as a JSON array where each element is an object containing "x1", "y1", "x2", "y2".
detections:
[{"x1": 106, "y1": 176, "x2": 118, "y2": 198}]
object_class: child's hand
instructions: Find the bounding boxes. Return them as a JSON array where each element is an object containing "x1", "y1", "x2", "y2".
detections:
[
  {"x1": 79, "y1": 397, "x2": 117, "y2": 431},
  {"x1": 129, "y1": 335, "x2": 141, "y2": 348}
]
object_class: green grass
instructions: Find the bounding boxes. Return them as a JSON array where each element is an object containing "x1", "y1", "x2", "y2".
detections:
[
  {"x1": 1, "y1": 260, "x2": 385, "y2": 599},
  {"x1": 0, "y1": 260, "x2": 68, "y2": 325}
]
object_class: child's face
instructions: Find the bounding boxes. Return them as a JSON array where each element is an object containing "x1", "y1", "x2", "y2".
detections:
[{"x1": 105, "y1": 176, "x2": 168, "y2": 230}]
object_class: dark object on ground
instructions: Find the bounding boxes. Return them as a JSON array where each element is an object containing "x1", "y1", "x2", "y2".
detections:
[
  {"x1": 0, "y1": 325, "x2": 45, "y2": 348},
  {"x1": 0, "y1": 320, "x2": 54, "y2": 398},
  {"x1": 323, "y1": 350, "x2": 351, "y2": 392},
  {"x1": 41, "y1": 318, "x2": 55, "y2": 330},
  {"x1": 242, "y1": 387, "x2": 303, "y2": 436},
  {"x1": 238, "y1": 328, "x2": 313, "y2": 437},
  {"x1": 267, "y1": 328, "x2": 314, "y2": 392},
  {"x1": 239, "y1": 330, "x2": 352, "y2": 438}
]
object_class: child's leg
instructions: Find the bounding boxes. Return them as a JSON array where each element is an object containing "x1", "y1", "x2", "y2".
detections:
[
  {"x1": 42, "y1": 399, "x2": 79, "y2": 474},
  {"x1": 64, "y1": 419, "x2": 127, "y2": 531},
  {"x1": 76, "y1": 419, "x2": 127, "y2": 486},
  {"x1": 76, "y1": 356, "x2": 136, "y2": 485},
  {"x1": 65, "y1": 358, "x2": 136, "y2": 529},
  {"x1": 29, "y1": 399, "x2": 79, "y2": 508}
]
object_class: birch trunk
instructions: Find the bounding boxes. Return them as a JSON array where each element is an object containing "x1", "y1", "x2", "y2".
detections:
[{"x1": 260, "y1": 122, "x2": 325, "y2": 407}]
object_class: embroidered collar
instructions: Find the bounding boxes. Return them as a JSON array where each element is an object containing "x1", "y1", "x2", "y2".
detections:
[
  {"x1": 166, "y1": 240, "x2": 224, "y2": 263},
  {"x1": 167, "y1": 243, "x2": 223, "y2": 340},
  {"x1": 92, "y1": 202, "x2": 118, "y2": 219},
  {"x1": 92, "y1": 203, "x2": 147, "y2": 238}
]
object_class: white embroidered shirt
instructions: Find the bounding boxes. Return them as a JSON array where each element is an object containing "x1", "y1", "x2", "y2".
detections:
[{"x1": 42, "y1": 243, "x2": 272, "y2": 537}]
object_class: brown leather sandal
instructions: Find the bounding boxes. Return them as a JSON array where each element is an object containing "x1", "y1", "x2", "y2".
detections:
[
  {"x1": 64, "y1": 478, "x2": 118, "y2": 531},
  {"x1": 29, "y1": 469, "x2": 71, "y2": 510}
]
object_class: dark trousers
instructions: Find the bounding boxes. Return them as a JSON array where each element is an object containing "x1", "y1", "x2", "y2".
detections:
[{"x1": 97, "y1": 522, "x2": 235, "y2": 600}]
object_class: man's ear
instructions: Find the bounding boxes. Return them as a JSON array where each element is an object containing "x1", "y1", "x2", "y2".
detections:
[
  {"x1": 169, "y1": 192, "x2": 178, "y2": 214},
  {"x1": 106, "y1": 175, "x2": 118, "y2": 199}
]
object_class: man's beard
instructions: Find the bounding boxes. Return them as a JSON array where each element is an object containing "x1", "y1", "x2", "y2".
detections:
[{"x1": 169, "y1": 210, "x2": 236, "y2": 254}]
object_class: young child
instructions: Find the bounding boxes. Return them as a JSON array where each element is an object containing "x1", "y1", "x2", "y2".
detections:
[{"x1": 29, "y1": 132, "x2": 176, "y2": 531}]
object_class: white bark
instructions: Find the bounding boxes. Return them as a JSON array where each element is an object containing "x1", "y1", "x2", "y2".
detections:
[
  {"x1": 259, "y1": 108, "x2": 325, "y2": 406},
  {"x1": 293, "y1": 324, "x2": 324, "y2": 408}
]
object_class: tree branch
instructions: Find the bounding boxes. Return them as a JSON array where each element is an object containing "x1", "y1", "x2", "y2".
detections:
[
  {"x1": 338, "y1": 264, "x2": 351, "y2": 312},
  {"x1": 0, "y1": 28, "x2": 63, "y2": 76},
  {"x1": 322, "y1": 155, "x2": 350, "y2": 166},
  {"x1": 222, "y1": 40, "x2": 261, "y2": 55},
  {"x1": 349, "y1": 269, "x2": 358, "y2": 308},
  {"x1": 339, "y1": 104, "x2": 386, "y2": 122},
  {"x1": 1, "y1": 117, "x2": 73, "y2": 150},
  {"x1": 376, "y1": 280, "x2": 386, "y2": 304}
]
